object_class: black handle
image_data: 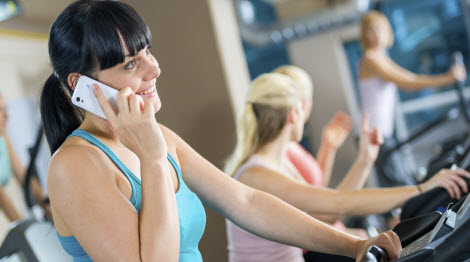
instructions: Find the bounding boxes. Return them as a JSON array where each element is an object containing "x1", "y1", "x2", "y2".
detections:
[{"x1": 360, "y1": 245, "x2": 388, "y2": 262}]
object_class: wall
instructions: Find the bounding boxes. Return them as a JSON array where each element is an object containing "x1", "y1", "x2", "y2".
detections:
[{"x1": 287, "y1": 24, "x2": 363, "y2": 187}]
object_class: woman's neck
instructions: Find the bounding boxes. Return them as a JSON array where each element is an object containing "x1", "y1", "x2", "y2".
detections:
[
  {"x1": 78, "y1": 113, "x2": 120, "y2": 143},
  {"x1": 254, "y1": 129, "x2": 291, "y2": 170}
]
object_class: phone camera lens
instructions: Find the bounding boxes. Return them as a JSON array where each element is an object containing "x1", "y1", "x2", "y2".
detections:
[{"x1": 76, "y1": 97, "x2": 80, "y2": 102}]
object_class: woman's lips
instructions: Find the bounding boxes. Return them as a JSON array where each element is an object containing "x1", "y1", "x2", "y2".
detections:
[{"x1": 136, "y1": 85, "x2": 156, "y2": 96}]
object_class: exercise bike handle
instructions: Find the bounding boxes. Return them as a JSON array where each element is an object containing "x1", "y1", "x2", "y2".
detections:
[
  {"x1": 360, "y1": 245, "x2": 388, "y2": 262},
  {"x1": 452, "y1": 51, "x2": 470, "y2": 125}
]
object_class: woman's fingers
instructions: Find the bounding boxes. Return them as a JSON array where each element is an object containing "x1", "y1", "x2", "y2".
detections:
[
  {"x1": 93, "y1": 84, "x2": 117, "y2": 124},
  {"x1": 453, "y1": 169, "x2": 470, "y2": 179},
  {"x1": 441, "y1": 180, "x2": 456, "y2": 199},
  {"x1": 375, "y1": 231, "x2": 401, "y2": 260},
  {"x1": 116, "y1": 87, "x2": 133, "y2": 115},
  {"x1": 435, "y1": 169, "x2": 470, "y2": 199},
  {"x1": 143, "y1": 100, "x2": 155, "y2": 119},
  {"x1": 445, "y1": 176, "x2": 463, "y2": 199},
  {"x1": 390, "y1": 231, "x2": 402, "y2": 254},
  {"x1": 129, "y1": 94, "x2": 144, "y2": 115},
  {"x1": 448, "y1": 173, "x2": 469, "y2": 194},
  {"x1": 361, "y1": 113, "x2": 370, "y2": 133}
]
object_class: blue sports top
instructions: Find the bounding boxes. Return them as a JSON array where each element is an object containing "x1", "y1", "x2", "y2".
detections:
[
  {"x1": 57, "y1": 129, "x2": 206, "y2": 262},
  {"x1": 0, "y1": 136, "x2": 13, "y2": 186}
]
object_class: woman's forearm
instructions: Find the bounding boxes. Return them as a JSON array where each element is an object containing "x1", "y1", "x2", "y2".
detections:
[
  {"x1": 399, "y1": 73, "x2": 454, "y2": 91},
  {"x1": 139, "y1": 158, "x2": 179, "y2": 262},
  {"x1": 340, "y1": 186, "x2": 419, "y2": 216},
  {"x1": 4, "y1": 135, "x2": 26, "y2": 184},
  {"x1": 317, "y1": 143, "x2": 337, "y2": 187},
  {"x1": 0, "y1": 185, "x2": 21, "y2": 222},
  {"x1": 336, "y1": 156, "x2": 373, "y2": 192},
  {"x1": 308, "y1": 212, "x2": 341, "y2": 225},
  {"x1": 235, "y1": 189, "x2": 360, "y2": 258}
]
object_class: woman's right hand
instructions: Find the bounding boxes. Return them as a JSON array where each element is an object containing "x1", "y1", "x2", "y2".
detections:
[
  {"x1": 358, "y1": 113, "x2": 383, "y2": 163},
  {"x1": 355, "y1": 231, "x2": 401, "y2": 262},
  {"x1": 449, "y1": 64, "x2": 467, "y2": 82},
  {"x1": 321, "y1": 111, "x2": 352, "y2": 150},
  {"x1": 420, "y1": 168, "x2": 470, "y2": 199},
  {"x1": 93, "y1": 85, "x2": 167, "y2": 160}
]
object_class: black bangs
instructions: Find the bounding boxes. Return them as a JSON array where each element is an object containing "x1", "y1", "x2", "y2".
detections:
[{"x1": 83, "y1": 1, "x2": 152, "y2": 70}]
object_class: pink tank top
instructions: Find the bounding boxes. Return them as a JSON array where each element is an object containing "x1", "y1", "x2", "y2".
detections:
[
  {"x1": 286, "y1": 142, "x2": 323, "y2": 186},
  {"x1": 226, "y1": 155, "x2": 304, "y2": 262}
]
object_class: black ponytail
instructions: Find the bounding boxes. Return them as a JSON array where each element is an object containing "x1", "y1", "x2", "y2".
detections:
[
  {"x1": 40, "y1": 0, "x2": 151, "y2": 153},
  {"x1": 40, "y1": 74, "x2": 82, "y2": 153}
]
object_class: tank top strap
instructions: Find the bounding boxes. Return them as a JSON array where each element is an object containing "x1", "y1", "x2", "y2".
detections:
[
  {"x1": 67, "y1": 129, "x2": 142, "y2": 209},
  {"x1": 233, "y1": 155, "x2": 272, "y2": 181}
]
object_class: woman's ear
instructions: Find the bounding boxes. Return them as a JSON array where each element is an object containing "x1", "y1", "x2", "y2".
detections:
[
  {"x1": 67, "y1": 73, "x2": 82, "y2": 91},
  {"x1": 287, "y1": 106, "x2": 297, "y2": 124}
]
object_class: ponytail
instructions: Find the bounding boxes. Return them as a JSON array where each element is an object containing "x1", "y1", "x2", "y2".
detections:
[
  {"x1": 40, "y1": 74, "x2": 83, "y2": 153},
  {"x1": 224, "y1": 103, "x2": 259, "y2": 176},
  {"x1": 224, "y1": 73, "x2": 299, "y2": 176}
]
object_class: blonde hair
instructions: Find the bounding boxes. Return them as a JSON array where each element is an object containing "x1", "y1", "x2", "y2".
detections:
[
  {"x1": 225, "y1": 73, "x2": 300, "y2": 176},
  {"x1": 360, "y1": 11, "x2": 394, "y2": 49},
  {"x1": 273, "y1": 65, "x2": 313, "y2": 101}
]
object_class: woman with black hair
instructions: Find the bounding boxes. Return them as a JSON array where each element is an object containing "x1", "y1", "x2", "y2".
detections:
[{"x1": 43, "y1": 1, "x2": 402, "y2": 261}]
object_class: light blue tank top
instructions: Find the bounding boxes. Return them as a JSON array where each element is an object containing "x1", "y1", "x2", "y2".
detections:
[
  {"x1": 57, "y1": 129, "x2": 206, "y2": 261},
  {"x1": 0, "y1": 136, "x2": 13, "y2": 186}
]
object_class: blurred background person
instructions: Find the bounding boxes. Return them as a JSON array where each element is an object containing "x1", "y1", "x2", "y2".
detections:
[
  {"x1": 359, "y1": 10, "x2": 467, "y2": 187},
  {"x1": 0, "y1": 93, "x2": 51, "y2": 225}
]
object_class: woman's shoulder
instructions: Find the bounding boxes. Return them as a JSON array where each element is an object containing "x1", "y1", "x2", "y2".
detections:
[
  {"x1": 158, "y1": 123, "x2": 179, "y2": 146},
  {"x1": 48, "y1": 138, "x2": 114, "y2": 189}
]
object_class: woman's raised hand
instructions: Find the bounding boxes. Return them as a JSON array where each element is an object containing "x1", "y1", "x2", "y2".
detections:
[
  {"x1": 450, "y1": 64, "x2": 467, "y2": 82},
  {"x1": 93, "y1": 85, "x2": 167, "y2": 160},
  {"x1": 420, "y1": 168, "x2": 470, "y2": 199},
  {"x1": 321, "y1": 111, "x2": 352, "y2": 150},
  {"x1": 358, "y1": 113, "x2": 383, "y2": 163}
]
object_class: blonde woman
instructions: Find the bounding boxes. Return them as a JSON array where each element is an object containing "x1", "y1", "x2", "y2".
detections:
[
  {"x1": 275, "y1": 65, "x2": 380, "y2": 238},
  {"x1": 225, "y1": 73, "x2": 469, "y2": 262},
  {"x1": 359, "y1": 11, "x2": 467, "y2": 187}
]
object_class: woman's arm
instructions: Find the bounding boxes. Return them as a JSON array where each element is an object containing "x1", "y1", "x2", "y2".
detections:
[
  {"x1": 48, "y1": 86, "x2": 180, "y2": 262},
  {"x1": 48, "y1": 146, "x2": 178, "y2": 262},
  {"x1": 167, "y1": 127, "x2": 400, "y2": 259},
  {"x1": 317, "y1": 112, "x2": 352, "y2": 186},
  {"x1": 0, "y1": 184, "x2": 21, "y2": 221},
  {"x1": 4, "y1": 135, "x2": 46, "y2": 206},
  {"x1": 363, "y1": 53, "x2": 464, "y2": 91},
  {"x1": 239, "y1": 166, "x2": 469, "y2": 216},
  {"x1": 336, "y1": 115, "x2": 381, "y2": 192},
  {"x1": 3, "y1": 135, "x2": 26, "y2": 183}
]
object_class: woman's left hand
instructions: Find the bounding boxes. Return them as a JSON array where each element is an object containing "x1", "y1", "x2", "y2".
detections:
[
  {"x1": 321, "y1": 111, "x2": 352, "y2": 150},
  {"x1": 358, "y1": 114, "x2": 383, "y2": 163}
]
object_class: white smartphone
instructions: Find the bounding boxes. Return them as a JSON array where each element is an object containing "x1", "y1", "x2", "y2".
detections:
[{"x1": 71, "y1": 75, "x2": 119, "y2": 119}]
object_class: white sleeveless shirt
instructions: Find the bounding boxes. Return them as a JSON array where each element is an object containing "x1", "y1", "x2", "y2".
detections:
[{"x1": 359, "y1": 77, "x2": 397, "y2": 139}]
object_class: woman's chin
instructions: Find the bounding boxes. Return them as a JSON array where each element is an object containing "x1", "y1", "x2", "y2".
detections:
[{"x1": 153, "y1": 100, "x2": 162, "y2": 114}]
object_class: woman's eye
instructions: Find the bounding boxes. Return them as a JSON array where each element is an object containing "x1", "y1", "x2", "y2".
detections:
[
  {"x1": 125, "y1": 60, "x2": 137, "y2": 69},
  {"x1": 146, "y1": 48, "x2": 151, "y2": 55}
]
